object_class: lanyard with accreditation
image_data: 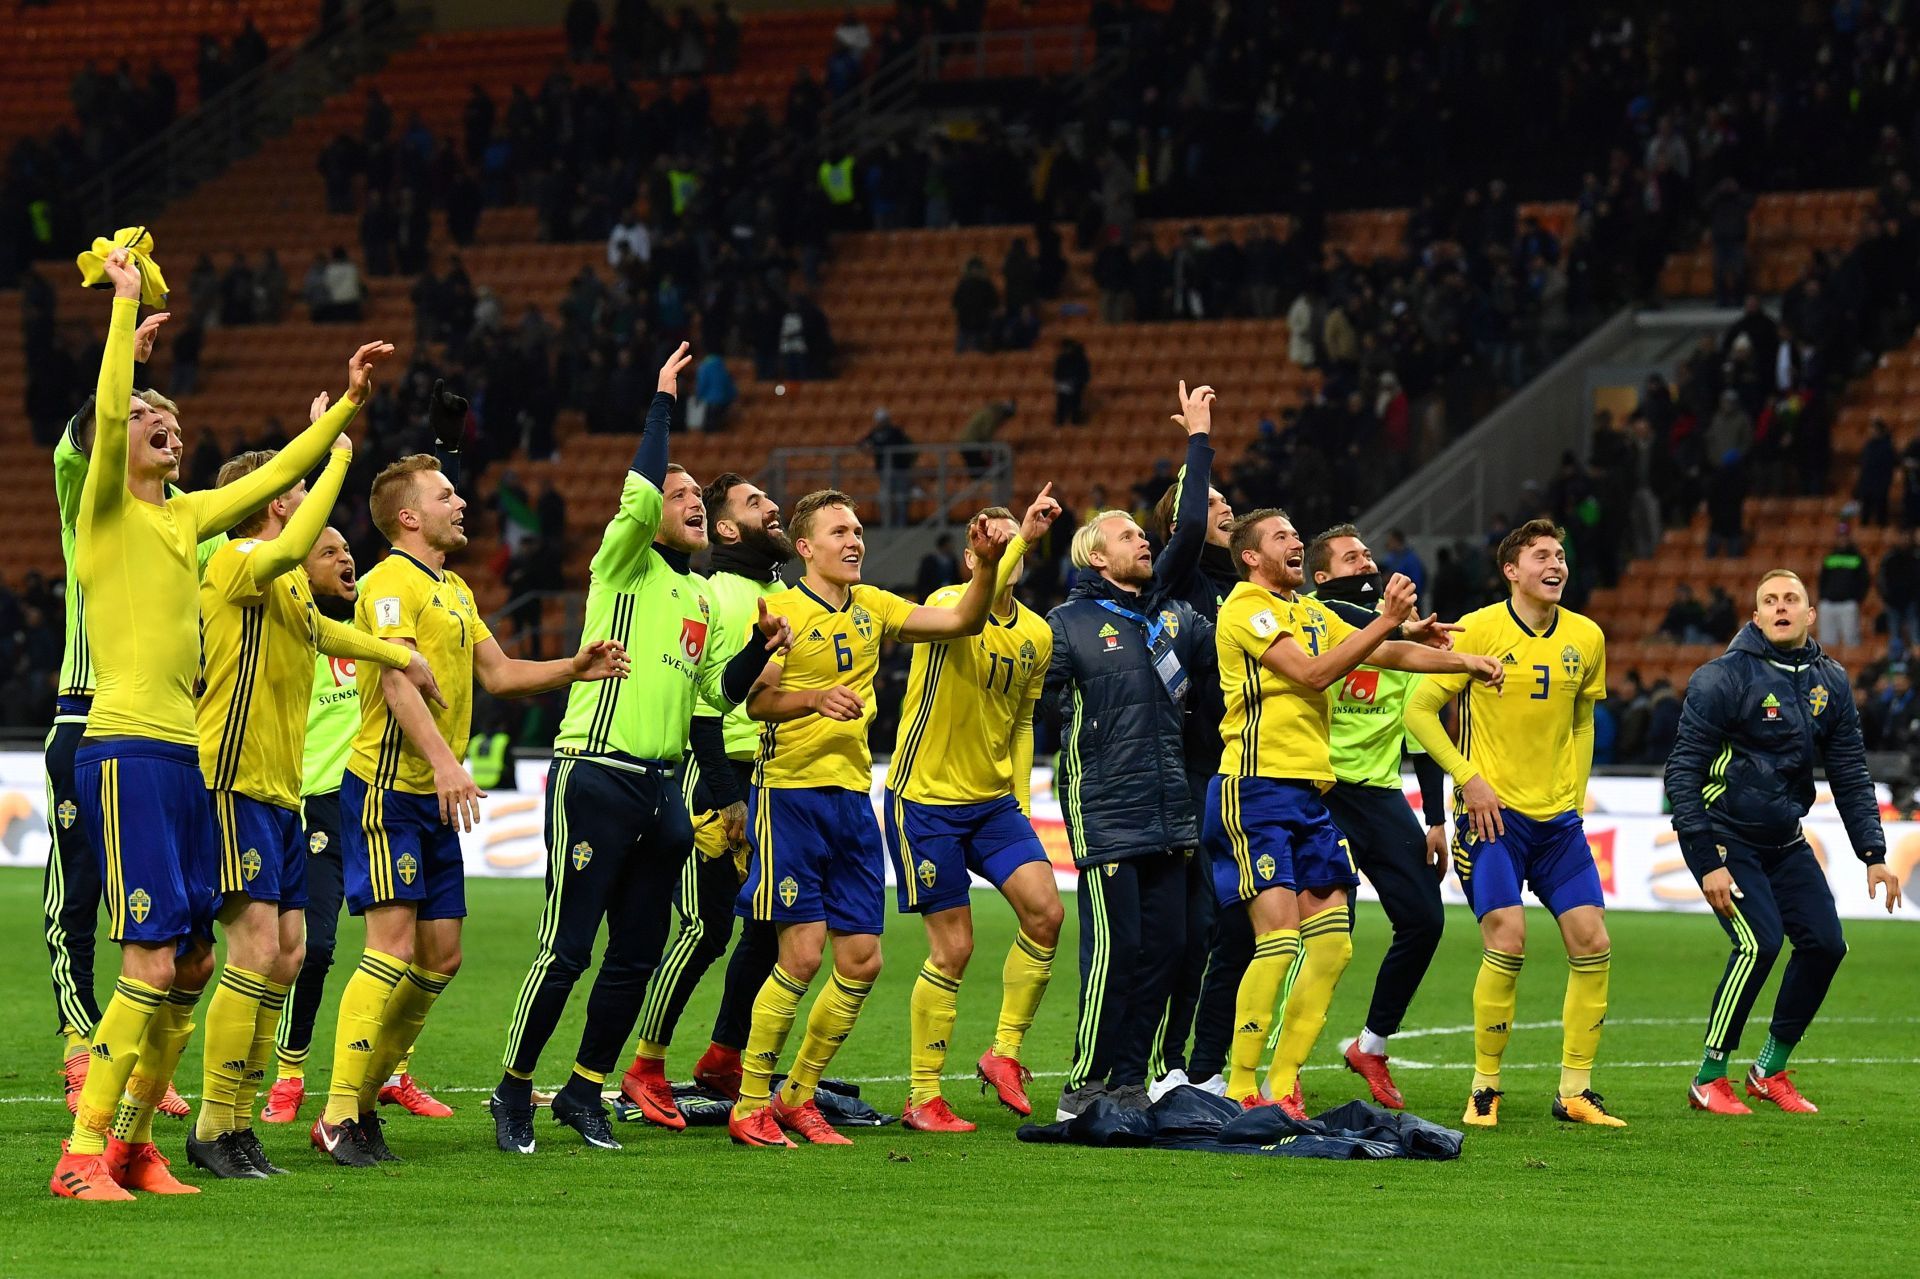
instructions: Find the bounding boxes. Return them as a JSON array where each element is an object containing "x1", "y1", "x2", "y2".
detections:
[{"x1": 1096, "y1": 598, "x2": 1191, "y2": 704}]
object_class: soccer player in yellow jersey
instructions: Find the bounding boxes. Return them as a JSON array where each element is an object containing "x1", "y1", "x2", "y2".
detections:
[
  {"x1": 186, "y1": 405, "x2": 443, "y2": 1180},
  {"x1": 727, "y1": 490, "x2": 1013, "y2": 1148},
  {"x1": 1208, "y1": 510, "x2": 1502, "y2": 1117},
  {"x1": 883, "y1": 492, "x2": 1065, "y2": 1131},
  {"x1": 1404, "y1": 518, "x2": 1623, "y2": 1129},
  {"x1": 53, "y1": 248, "x2": 391, "y2": 1200},
  {"x1": 313, "y1": 453, "x2": 629, "y2": 1166}
]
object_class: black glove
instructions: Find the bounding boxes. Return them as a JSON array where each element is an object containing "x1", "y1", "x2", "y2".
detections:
[{"x1": 428, "y1": 378, "x2": 468, "y2": 451}]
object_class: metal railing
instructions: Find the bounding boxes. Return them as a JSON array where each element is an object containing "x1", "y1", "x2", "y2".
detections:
[
  {"x1": 74, "y1": 5, "x2": 430, "y2": 230},
  {"x1": 764, "y1": 441, "x2": 1014, "y2": 529}
]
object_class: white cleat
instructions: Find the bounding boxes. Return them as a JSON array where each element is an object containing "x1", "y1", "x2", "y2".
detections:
[
  {"x1": 1147, "y1": 1069, "x2": 1190, "y2": 1103},
  {"x1": 1195, "y1": 1074, "x2": 1228, "y2": 1097}
]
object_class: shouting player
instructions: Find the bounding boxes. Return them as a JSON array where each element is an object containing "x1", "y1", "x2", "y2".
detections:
[
  {"x1": 493, "y1": 344, "x2": 782, "y2": 1153},
  {"x1": 1406, "y1": 519, "x2": 1621, "y2": 1128},
  {"x1": 313, "y1": 453, "x2": 629, "y2": 1166},
  {"x1": 187, "y1": 410, "x2": 441, "y2": 1179},
  {"x1": 617, "y1": 471, "x2": 792, "y2": 1118},
  {"x1": 884, "y1": 492, "x2": 1064, "y2": 1130},
  {"x1": 728, "y1": 493, "x2": 1012, "y2": 1148},
  {"x1": 1209, "y1": 511, "x2": 1499, "y2": 1116},
  {"x1": 1668, "y1": 569, "x2": 1899, "y2": 1114},
  {"x1": 53, "y1": 249, "x2": 388, "y2": 1200}
]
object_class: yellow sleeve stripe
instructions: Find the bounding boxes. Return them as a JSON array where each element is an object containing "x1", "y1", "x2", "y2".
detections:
[
  {"x1": 1222, "y1": 776, "x2": 1255, "y2": 901},
  {"x1": 752, "y1": 790, "x2": 776, "y2": 920},
  {"x1": 209, "y1": 607, "x2": 266, "y2": 791},
  {"x1": 101, "y1": 759, "x2": 124, "y2": 936},
  {"x1": 889, "y1": 645, "x2": 949, "y2": 794},
  {"x1": 1236, "y1": 651, "x2": 1262, "y2": 777}
]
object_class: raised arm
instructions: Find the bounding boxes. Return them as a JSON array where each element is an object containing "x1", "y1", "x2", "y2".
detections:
[
  {"x1": 78, "y1": 277, "x2": 143, "y2": 537},
  {"x1": 1154, "y1": 384, "x2": 1217, "y2": 595},
  {"x1": 244, "y1": 447, "x2": 352, "y2": 582},
  {"x1": 1371, "y1": 638, "x2": 1505, "y2": 691},
  {"x1": 592, "y1": 346, "x2": 690, "y2": 581},
  {"x1": 1258, "y1": 576, "x2": 1416, "y2": 692},
  {"x1": 182, "y1": 341, "x2": 394, "y2": 534},
  {"x1": 897, "y1": 512, "x2": 1012, "y2": 642}
]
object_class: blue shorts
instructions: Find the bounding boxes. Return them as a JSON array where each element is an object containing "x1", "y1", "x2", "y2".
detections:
[
  {"x1": 212, "y1": 791, "x2": 307, "y2": 910},
  {"x1": 1204, "y1": 775, "x2": 1359, "y2": 909},
  {"x1": 76, "y1": 739, "x2": 218, "y2": 946},
  {"x1": 1454, "y1": 808, "x2": 1603, "y2": 918},
  {"x1": 341, "y1": 772, "x2": 466, "y2": 920},
  {"x1": 883, "y1": 790, "x2": 1048, "y2": 915},
  {"x1": 739, "y1": 786, "x2": 885, "y2": 935}
]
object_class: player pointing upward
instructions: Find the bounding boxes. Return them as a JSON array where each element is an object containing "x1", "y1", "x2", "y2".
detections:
[{"x1": 1406, "y1": 518, "x2": 1622, "y2": 1129}]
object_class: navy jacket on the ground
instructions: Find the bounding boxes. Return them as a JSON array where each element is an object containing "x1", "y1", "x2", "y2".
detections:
[
  {"x1": 1045, "y1": 573, "x2": 1214, "y2": 867},
  {"x1": 1665, "y1": 622, "x2": 1885, "y2": 878}
]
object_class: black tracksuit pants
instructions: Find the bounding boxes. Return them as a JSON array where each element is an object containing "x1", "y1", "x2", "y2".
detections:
[
  {"x1": 1323, "y1": 782, "x2": 1446, "y2": 1040},
  {"x1": 43, "y1": 716, "x2": 103, "y2": 1037},
  {"x1": 1701, "y1": 836, "x2": 1848, "y2": 1057},
  {"x1": 281, "y1": 790, "x2": 345, "y2": 1062},
  {"x1": 1067, "y1": 849, "x2": 1189, "y2": 1090}
]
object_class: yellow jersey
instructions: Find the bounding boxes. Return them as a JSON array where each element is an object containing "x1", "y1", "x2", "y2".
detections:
[
  {"x1": 347, "y1": 551, "x2": 493, "y2": 796},
  {"x1": 1405, "y1": 600, "x2": 1607, "y2": 820},
  {"x1": 198, "y1": 453, "x2": 408, "y2": 809},
  {"x1": 887, "y1": 588, "x2": 1051, "y2": 809},
  {"x1": 753, "y1": 581, "x2": 917, "y2": 792},
  {"x1": 1215, "y1": 581, "x2": 1359, "y2": 784},
  {"x1": 75, "y1": 297, "x2": 360, "y2": 746}
]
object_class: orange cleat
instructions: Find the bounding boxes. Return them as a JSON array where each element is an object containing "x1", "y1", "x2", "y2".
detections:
[
  {"x1": 1554, "y1": 1089, "x2": 1628, "y2": 1126},
  {"x1": 1746, "y1": 1067, "x2": 1818, "y2": 1113},
  {"x1": 1463, "y1": 1087, "x2": 1502, "y2": 1128},
  {"x1": 902, "y1": 1097, "x2": 977, "y2": 1133},
  {"x1": 157, "y1": 1082, "x2": 191, "y2": 1119},
  {"x1": 1239, "y1": 1093, "x2": 1276, "y2": 1111},
  {"x1": 976, "y1": 1050, "x2": 1033, "y2": 1116},
  {"x1": 104, "y1": 1138, "x2": 199, "y2": 1194},
  {"x1": 692, "y1": 1043, "x2": 743, "y2": 1101},
  {"x1": 1276, "y1": 1088, "x2": 1308, "y2": 1122},
  {"x1": 49, "y1": 1151, "x2": 134, "y2": 1201},
  {"x1": 63, "y1": 1049, "x2": 89, "y2": 1116},
  {"x1": 261, "y1": 1076, "x2": 305, "y2": 1124},
  {"x1": 379, "y1": 1073, "x2": 454, "y2": 1117},
  {"x1": 727, "y1": 1104, "x2": 795, "y2": 1148},
  {"x1": 770, "y1": 1092, "x2": 852, "y2": 1145},
  {"x1": 1688, "y1": 1077, "x2": 1752, "y2": 1115},
  {"x1": 619, "y1": 1057, "x2": 687, "y2": 1131},
  {"x1": 1343, "y1": 1041, "x2": 1405, "y2": 1109}
]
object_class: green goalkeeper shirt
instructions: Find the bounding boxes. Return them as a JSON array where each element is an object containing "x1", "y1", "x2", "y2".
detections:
[
  {"x1": 303, "y1": 651, "x2": 361, "y2": 798},
  {"x1": 1313, "y1": 587, "x2": 1425, "y2": 790},
  {"x1": 692, "y1": 569, "x2": 784, "y2": 761},
  {"x1": 553, "y1": 466, "x2": 739, "y2": 763},
  {"x1": 54, "y1": 410, "x2": 225, "y2": 705}
]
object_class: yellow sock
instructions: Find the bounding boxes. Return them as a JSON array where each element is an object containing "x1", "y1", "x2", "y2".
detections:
[
  {"x1": 736, "y1": 965, "x2": 809, "y2": 1114},
  {"x1": 1473, "y1": 948, "x2": 1525, "y2": 1092},
  {"x1": 62, "y1": 1026, "x2": 89, "y2": 1057},
  {"x1": 230, "y1": 979, "x2": 289, "y2": 1130},
  {"x1": 908, "y1": 961, "x2": 961, "y2": 1107},
  {"x1": 992, "y1": 930, "x2": 1056, "y2": 1059},
  {"x1": 1228, "y1": 928, "x2": 1299, "y2": 1099},
  {"x1": 780, "y1": 972, "x2": 874, "y2": 1108},
  {"x1": 197, "y1": 966, "x2": 269, "y2": 1140},
  {"x1": 359, "y1": 966, "x2": 451, "y2": 1112},
  {"x1": 114, "y1": 985, "x2": 199, "y2": 1145},
  {"x1": 636, "y1": 1037, "x2": 669, "y2": 1062},
  {"x1": 1266, "y1": 907, "x2": 1353, "y2": 1100},
  {"x1": 392, "y1": 1043, "x2": 414, "y2": 1080},
  {"x1": 1561, "y1": 949, "x2": 1610, "y2": 1098},
  {"x1": 324, "y1": 950, "x2": 405, "y2": 1125},
  {"x1": 67, "y1": 978, "x2": 165, "y2": 1155}
]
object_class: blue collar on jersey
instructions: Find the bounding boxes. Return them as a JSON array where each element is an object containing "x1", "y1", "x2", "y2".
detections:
[
  {"x1": 391, "y1": 549, "x2": 444, "y2": 582},
  {"x1": 797, "y1": 580, "x2": 851, "y2": 613},
  {"x1": 1506, "y1": 599, "x2": 1559, "y2": 637}
]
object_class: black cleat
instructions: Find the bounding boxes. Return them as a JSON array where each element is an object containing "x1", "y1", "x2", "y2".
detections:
[
  {"x1": 233, "y1": 1128, "x2": 289, "y2": 1175},
  {"x1": 357, "y1": 1111, "x2": 401, "y2": 1162},
  {"x1": 186, "y1": 1130, "x2": 269, "y2": 1180},
  {"x1": 311, "y1": 1114, "x2": 380, "y2": 1168},
  {"x1": 491, "y1": 1092, "x2": 536, "y2": 1155},
  {"x1": 551, "y1": 1091, "x2": 622, "y2": 1150}
]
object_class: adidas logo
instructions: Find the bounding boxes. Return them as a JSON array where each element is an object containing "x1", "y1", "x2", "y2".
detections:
[
  {"x1": 808, "y1": 629, "x2": 824, "y2": 642},
  {"x1": 348, "y1": 1039, "x2": 373, "y2": 1052},
  {"x1": 1485, "y1": 1022, "x2": 1509, "y2": 1033},
  {"x1": 827, "y1": 1033, "x2": 849, "y2": 1044},
  {"x1": 927, "y1": 1040, "x2": 948, "y2": 1051},
  {"x1": 222, "y1": 1059, "x2": 248, "y2": 1071},
  {"x1": 245, "y1": 1069, "x2": 266, "y2": 1080},
  {"x1": 1500, "y1": 653, "x2": 1517, "y2": 664},
  {"x1": 90, "y1": 1043, "x2": 113, "y2": 1060},
  {"x1": 753, "y1": 1050, "x2": 778, "y2": 1063},
  {"x1": 1237, "y1": 1020, "x2": 1261, "y2": 1033}
]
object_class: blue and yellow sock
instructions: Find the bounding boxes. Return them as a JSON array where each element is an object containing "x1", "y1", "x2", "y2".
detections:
[
  {"x1": 231, "y1": 978, "x2": 289, "y2": 1130},
  {"x1": 1560, "y1": 949, "x2": 1610, "y2": 1098},
  {"x1": 324, "y1": 950, "x2": 405, "y2": 1126},
  {"x1": 115, "y1": 984, "x2": 200, "y2": 1145},
  {"x1": 909, "y1": 961, "x2": 962, "y2": 1107},
  {"x1": 1266, "y1": 908, "x2": 1352, "y2": 1101},
  {"x1": 1472, "y1": 948, "x2": 1524, "y2": 1093},
  {"x1": 736, "y1": 965, "x2": 809, "y2": 1115},
  {"x1": 1228, "y1": 928, "x2": 1299, "y2": 1099},
  {"x1": 67, "y1": 977, "x2": 165, "y2": 1155},
  {"x1": 198, "y1": 965, "x2": 269, "y2": 1140},
  {"x1": 992, "y1": 930, "x2": 1055, "y2": 1060},
  {"x1": 360, "y1": 966, "x2": 451, "y2": 1112}
]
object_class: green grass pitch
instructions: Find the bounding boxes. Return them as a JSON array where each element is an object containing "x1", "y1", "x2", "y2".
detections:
[{"x1": 1, "y1": 868, "x2": 1916, "y2": 1277}]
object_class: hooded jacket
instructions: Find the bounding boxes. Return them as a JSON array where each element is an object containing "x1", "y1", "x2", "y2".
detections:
[
  {"x1": 1045, "y1": 572, "x2": 1215, "y2": 867},
  {"x1": 1665, "y1": 622, "x2": 1885, "y2": 878}
]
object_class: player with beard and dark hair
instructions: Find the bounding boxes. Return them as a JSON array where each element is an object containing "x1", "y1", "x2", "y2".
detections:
[{"x1": 616, "y1": 471, "x2": 796, "y2": 1125}]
